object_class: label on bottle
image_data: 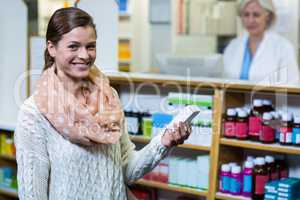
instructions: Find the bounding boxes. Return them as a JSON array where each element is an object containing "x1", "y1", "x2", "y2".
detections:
[
  {"x1": 292, "y1": 127, "x2": 300, "y2": 144},
  {"x1": 280, "y1": 170, "x2": 288, "y2": 179},
  {"x1": 255, "y1": 175, "x2": 269, "y2": 195},
  {"x1": 220, "y1": 175, "x2": 230, "y2": 192},
  {"x1": 243, "y1": 174, "x2": 252, "y2": 193},
  {"x1": 296, "y1": 135, "x2": 300, "y2": 144},
  {"x1": 260, "y1": 125, "x2": 275, "y2": 142},
  {"x1": 249, "y1": 116, "x2": 262, "y2": 136},
  {"x1": 126, "y1": 117, "x2": 139, "y2": 134},
  {"x1": 280, "y1": 127, "x2": 292, "y2": 143},
  {"x1": 236, "y1": 122, "x2": 248, "y2": 138},
  {"x1": 230, "y1": 177, "x2": 242, "y2": 194},
  {"x1": 271, "y1": 172, "x2": 279, "y2": 180},
  {"x1": 224, "y1": 122, "x2": 235, "y2": 137}
]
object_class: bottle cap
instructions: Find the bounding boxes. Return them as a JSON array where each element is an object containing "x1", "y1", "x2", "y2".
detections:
[
  {"x1": 235, "y1": 108, "x2": 243, "y2": 113},
  {"x1": 255, "y1": 157, "x2": 265, "y2": 166},
  {"x1": 270, "y1": 111, "x2": 279, "y2": 119},
  {"x1": 221, "y1": 164, "x2": 230, "y2": 172},
  {"x1": 246, "y1": 156, "x2": 254, "y2": 162},
  {"x1": 227, "y1": 108, "x2": 237, "y2": 116},
  {"x1": 265, "y1": 156, "x2": 275, "y2": 163},
  {"x1": 294, "y1": 116, "x2": 300, "y2": 124},
  {"x1": 244, "y1": 161, "x2": 254, "y2": 168},
  {"x1": 244, "y1": 107, "x2": 251, "y2": 115},
  {"x1": 281, "y1": 112, "x2": 293, "y2": 122},
  {"x1": 253, "y1": 99, "x2": 263, "y2": 107},
  {"x1": 228, "y1": 162, "x2": 237, "y2": 169},
  {"x1": 263, "y1": 112, "x2": 273, "y2": 120},
  {"x1": 238, "y1": 110, "x2": 248, "y2": 118},
  {"x1": 231, "y1": 166, "x2": 241, "y2": 174},
  {"x1": 263, "y1": 100, "x2": 272, "y2": 106}
]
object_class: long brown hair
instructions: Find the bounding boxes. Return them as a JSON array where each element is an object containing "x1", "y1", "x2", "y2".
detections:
[{"x1": 44, "y1": 7, "x2": 96, "y2": 70}]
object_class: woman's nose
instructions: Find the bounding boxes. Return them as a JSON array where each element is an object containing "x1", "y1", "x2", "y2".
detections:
[{"x1": 78, "y1": 47, "x2": 89, "y2": 59}]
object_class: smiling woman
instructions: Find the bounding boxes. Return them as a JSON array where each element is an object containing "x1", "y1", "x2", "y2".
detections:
[
  {"x1": 47, "y1": 26, "x2": 97, "y2": 80},
  {"x1": 14, "y1": 7, "x2": 192, "y2": 200}
]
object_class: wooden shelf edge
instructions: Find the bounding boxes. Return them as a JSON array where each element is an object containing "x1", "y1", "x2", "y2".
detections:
[
  {"x1": 215, "y1": 192, "x2": 250, "y2": 200},
  {"x1": 129, "y1": 136, "x2": 211, "y2": 151},
  {"x1": 220, "y1": 138, "x2": 300, "y2": 155},
  {"x1": 0, "y1": 154, "x2": 16, "y2": 161},
  {"x1": 0, "y1": 187, "x2": 18, "y2": 198},
  {"x1": 135, "y1": 179, "x2": 207, "y2": 197}
]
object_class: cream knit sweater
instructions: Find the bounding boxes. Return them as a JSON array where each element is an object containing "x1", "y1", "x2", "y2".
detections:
[{"x1": 15, "y1": 97, "x2": 169, "y2": 200}]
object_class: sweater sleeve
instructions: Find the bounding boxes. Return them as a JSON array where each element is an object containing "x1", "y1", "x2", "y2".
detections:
[
  {"x1": 14, "y1": 101, "x2": 50, "y2": 200},
  {"x1": 120, "y1": 121, "x2": 170, "y2": 184}
]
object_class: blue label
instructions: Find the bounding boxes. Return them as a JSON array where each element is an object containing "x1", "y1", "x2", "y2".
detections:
[
  {"x1": 292, "y1": 128, "x2": 300, "y2": 144},
  {"x1": 243, "y1": 174, "x2": 252, "y2": 193},
  {"x1": 230, "y1": 178, "x2": 242, "y2": 193},
  {"x1": 221, "y1": 176, "x2": 230, "y2": 191}
]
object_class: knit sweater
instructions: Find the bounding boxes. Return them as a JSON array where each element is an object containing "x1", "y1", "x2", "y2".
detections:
[{"x1": 15, "y1": 96, "x2": 169, "y2": 200}]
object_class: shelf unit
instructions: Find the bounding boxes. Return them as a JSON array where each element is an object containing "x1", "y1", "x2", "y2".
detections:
[
  {"x1": 118, "y1": 12, "x2": 132, "y2": 72},
  {"x1": 0, "y1": 128, "x2": 18, "y2": 200},
  {"x1": 106, "y1": 72, "x2": 300, "y2": 200},
  {"x1": 1, "y1": 72, "x2": 300, "y2": 199}
]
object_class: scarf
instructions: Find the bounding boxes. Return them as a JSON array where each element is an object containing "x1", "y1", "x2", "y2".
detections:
[{"x1": 34, "y1": 65, "x2": 124, "y2": 145}]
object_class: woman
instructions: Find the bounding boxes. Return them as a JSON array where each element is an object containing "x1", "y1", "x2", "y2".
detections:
[
  {"x1": 15, "y1": 7, "x2": 191, "y2": 200},
  {"x1": 223, "y1": 0, "x2": 299, "y2": 84}
]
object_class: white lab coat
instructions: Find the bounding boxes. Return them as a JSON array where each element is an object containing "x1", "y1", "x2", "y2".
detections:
[{"x1": 223, "y1": 30, "x2": 299, "y2": 85}]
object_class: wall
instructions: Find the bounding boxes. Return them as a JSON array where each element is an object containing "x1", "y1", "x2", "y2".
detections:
[
  {"x1": 0, "y1": 0, "x2": 28, "y2": 129},
  {"x1": 78, "y1": 0, "x2": 119, "y2": 71},
  {"x1": 130, "y1": 0, "x2": 151, "y2": 72}
]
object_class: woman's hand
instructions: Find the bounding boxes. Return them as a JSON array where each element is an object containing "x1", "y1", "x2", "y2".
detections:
[{"x1": 161, "y1": 122, "x2": 192, "y2": 148}]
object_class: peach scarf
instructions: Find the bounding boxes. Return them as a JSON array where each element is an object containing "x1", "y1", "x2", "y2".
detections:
[{"x1": 34, "y1": 66, "x2": 124, "y2": 145}]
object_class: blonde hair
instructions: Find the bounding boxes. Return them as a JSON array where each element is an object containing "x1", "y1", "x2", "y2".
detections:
[{"x1": 238, "y1": 0, "x2": 276, "y2": 28}]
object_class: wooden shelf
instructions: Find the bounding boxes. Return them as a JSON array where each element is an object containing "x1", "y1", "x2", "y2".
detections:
[
  {"x1": 215, "y1": 192, "x2": 250, "y2": 200},
  {"x1": 119, "y1": 59, "x2": 131, "y2": 64},
  {"x1": 0, "y1": 187, "x2": 18, "y2": 198},
  {"x1": 220, "y1": 138, "x2": 300, "y2": 155},
  {"x1": 129, "y1": 135, "x2": 211, "y2": 151},
  {"x1": 119, "y1": 12, "x2": 130, "y2": 20},
  {"x1": 106, "y1": 71, "x2": 223, "y2": 89},
  {"x1": 0, "y1": 154, "x2": 16, "y2": 162},
  {"x1": 135, "y1": 179, "x2": 207, "y2": 197}
]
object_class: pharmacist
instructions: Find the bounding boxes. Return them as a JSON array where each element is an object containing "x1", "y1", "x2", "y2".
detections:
[{"x1": 223, "y1": 0, "x2": 299, "y2": 84}]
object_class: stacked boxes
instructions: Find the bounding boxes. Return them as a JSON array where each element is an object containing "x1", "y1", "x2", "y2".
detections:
[
  {"x1": 265, "y1": 178, "x2": 300, "y2": 200},
  {"x1": 145, "y1": 155, "x2": 210, "y2": 190}
]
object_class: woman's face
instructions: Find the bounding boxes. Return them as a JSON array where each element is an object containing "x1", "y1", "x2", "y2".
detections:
[
  {"x1": 241, "y1": 1, "x2": 270, "y2": 37},
  {"x1": 48, "y1": 26, "x2": 96, "y2": 80}
]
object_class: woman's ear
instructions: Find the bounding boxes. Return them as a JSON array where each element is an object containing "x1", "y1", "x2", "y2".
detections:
[
  {"x1": 266, "y1": 12, "x2": 273, "y2": 28},
  {"x1": 47, "y1": 41, "x2": 56, "y2": 58}
]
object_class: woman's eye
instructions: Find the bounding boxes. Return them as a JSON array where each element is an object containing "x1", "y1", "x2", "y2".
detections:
[
  {"x1": 68, "y1": 45, "x2": 79, "y2": 50},
  {"x1": 87, "y1": 45, "x2": 96, "y2": 50},
  {"x1": 242, "y1": 13, "x2": 250, "y2": 18},
  {"x1": 253, "y1": 13, "x2": 261, "y2": 18}
]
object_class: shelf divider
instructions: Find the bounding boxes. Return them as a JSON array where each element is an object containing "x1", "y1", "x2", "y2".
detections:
[
  {"x1": 220, "y1": 138, "x2": 300, "y2": 155},
  {"x1": 129, "y1": 135, "x2": 211, "y2": 151},
  {"x1": 135, "y1": 179, "x2": 208, "y2": 197}
]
